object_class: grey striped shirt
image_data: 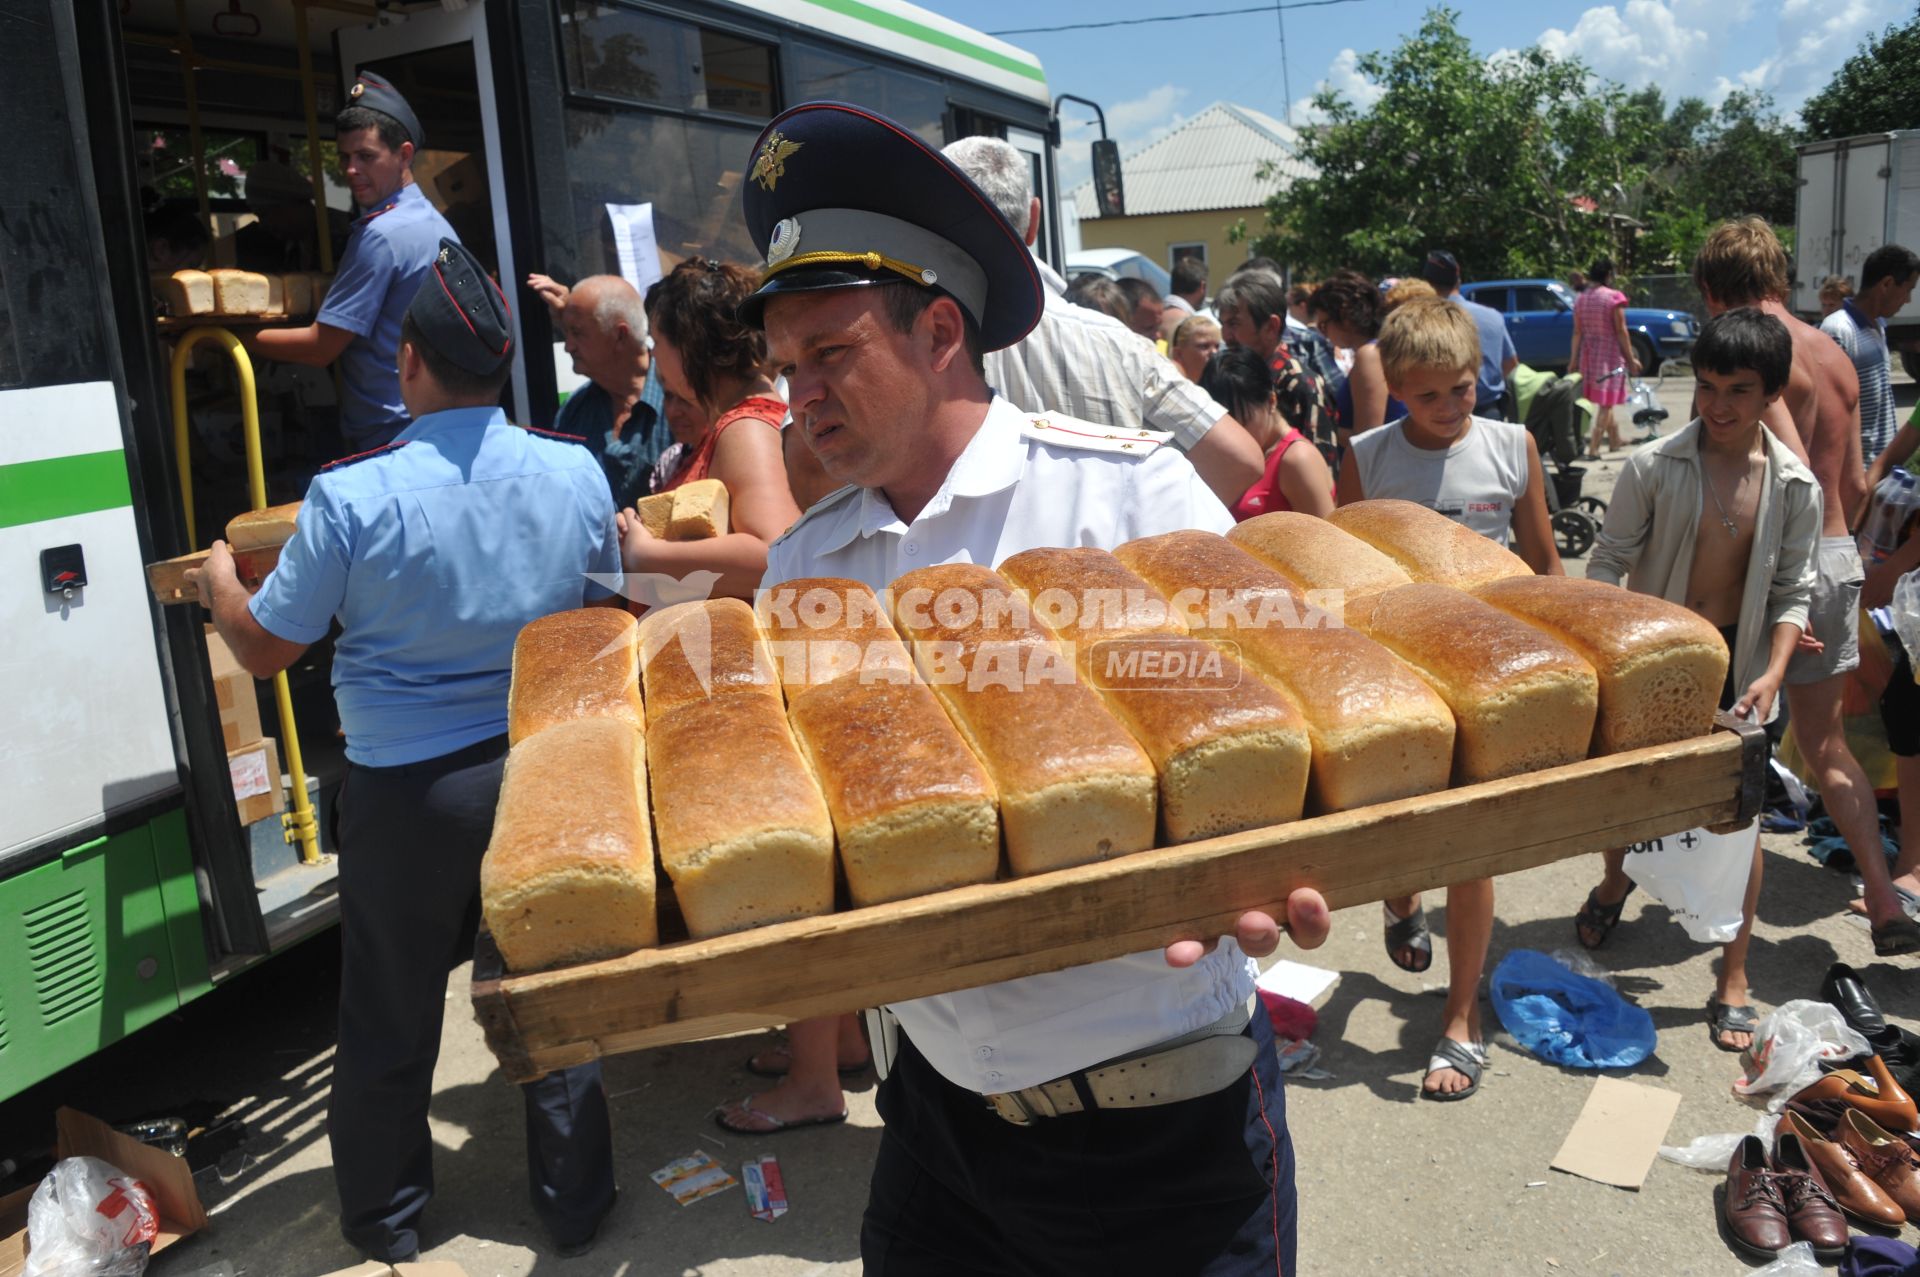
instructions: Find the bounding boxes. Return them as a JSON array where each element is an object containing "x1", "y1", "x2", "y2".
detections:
[{"x1": 1822, "y1": 301, "x2": 1897, "y2": 462}]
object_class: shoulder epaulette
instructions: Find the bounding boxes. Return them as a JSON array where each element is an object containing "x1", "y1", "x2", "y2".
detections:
[
  {"x1": 523, "y1": 424, "x2": 587, "y2": 444},
  {"x1": 1020, "y1": 414, "x2": 1172, "y2": 457},
  {"x1": 769, "y1": 483, "x2": 859, "y2": 548},
  {"x1": 320, "y1": 440, "x2": 408, "y2": 471}
]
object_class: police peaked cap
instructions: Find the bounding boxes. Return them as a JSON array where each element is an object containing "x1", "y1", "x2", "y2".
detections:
[
  {"x1": 738, "y1": 101, "x2": 1044, "y2": 352},
  {"x1": 346, "y1": 70, "x2": 423, "y2": 151},
  {"x1": 407, "y1": 239, "x2": 513, "y2": 376}
]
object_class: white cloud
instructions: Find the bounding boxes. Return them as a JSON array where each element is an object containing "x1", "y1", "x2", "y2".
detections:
[
  {"x1": 1290, "y1": 48, "x2": 1384, "y2": 124},
  {"x1": 1537, "y1": 1, "x2": 1714, "y2": 88},
  {"x1": 1715, "y1": 0, "x2": 1904, "y2": 116},
  {"x1": 1058, "y1": 84, "x2": 1192, "y2": 192}
]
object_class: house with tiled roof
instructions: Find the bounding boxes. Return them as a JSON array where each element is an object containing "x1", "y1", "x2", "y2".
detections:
[{"x1": 1068, "y1": 101, "x2": 1312, "y2": 286}]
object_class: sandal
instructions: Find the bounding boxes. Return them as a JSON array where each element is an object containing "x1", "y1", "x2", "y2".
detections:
[
  {"x1": 744, "y1": 1041, "x2": 873, "y2": 1079},
  {"x1": 713, "y1": 1097, "x2": 848, "y2": 1136},
  {"x1": 1382, "y1": 900, "x2": 1432, "y2": 973},
  {"x1": 1574, "y1": 882, "x2": 1635, "y2": 950},
  {"x1": 1421, "y1": 1037, "x2": 1486, "y2": 1102},
  {"x1": 1707, "y1": 997, "x2": 1760, "y2": 1052},
  {"x1": 1872, "y1": 914, "x2": 1920, "y2": 958}
]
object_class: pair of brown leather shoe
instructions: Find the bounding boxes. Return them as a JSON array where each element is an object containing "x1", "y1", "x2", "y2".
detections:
[
  {"x1": 1725, "y1": 1133, "x2": 1848, "y2": 1258},
  {"x1": 1779, "y1": 1111, "x2": 1908, "y2": 1227},
  {"x1": 1793, "y1": 1056, "x2": 1919, "y2": 1133},
  {"x1": 1840, "y1": 1109, "x2": 1920, "y2": 1222}
]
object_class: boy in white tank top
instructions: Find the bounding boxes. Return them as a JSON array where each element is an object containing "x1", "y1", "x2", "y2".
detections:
[{"x1": 1336, "y1": 297, "x2": 1564, "y2": 1103}]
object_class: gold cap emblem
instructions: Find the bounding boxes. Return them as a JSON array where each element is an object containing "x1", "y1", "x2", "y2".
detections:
[
  {"x1": 350, "y1": 81, "x2": 364, "y2": 99},
  {"x1": 751, "y1": 131, "x2": 802, "y2": 192}
]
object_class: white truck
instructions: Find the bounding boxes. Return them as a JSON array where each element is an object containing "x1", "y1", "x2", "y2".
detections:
[{"x1": 1793, "y1": 130, "x2": 1920, "y2": 375}]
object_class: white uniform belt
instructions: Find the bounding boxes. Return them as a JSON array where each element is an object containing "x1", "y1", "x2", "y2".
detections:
[{"x1": 983, "y1": 996, "x2": 1259, "y2": 1126}]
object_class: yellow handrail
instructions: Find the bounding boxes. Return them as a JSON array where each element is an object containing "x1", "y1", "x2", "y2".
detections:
[{"x1": 168, "y1": 326, "x2": 322, "y2": 867}]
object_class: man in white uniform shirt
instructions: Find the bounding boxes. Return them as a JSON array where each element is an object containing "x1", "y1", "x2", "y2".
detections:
[{"x1": 737, "y1": 102, "x2": 1329, "y2": 1275}]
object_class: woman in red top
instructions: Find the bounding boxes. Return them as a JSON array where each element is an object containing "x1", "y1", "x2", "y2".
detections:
[
  {"x1": 620, "y1": 258, "x2": 801, "y2": 600},
  {"x1": 1203, "y1": 346, "x2": 1335, "y2": 520}
]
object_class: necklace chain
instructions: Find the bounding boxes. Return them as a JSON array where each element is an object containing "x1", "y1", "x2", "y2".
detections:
[{"x1": 1704, "y1": 452, "x2": 1757, "y2": 537}]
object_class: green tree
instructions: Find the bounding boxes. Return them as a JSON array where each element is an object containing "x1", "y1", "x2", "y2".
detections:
[
  {"x1": 1801, "y1": 8, "x2": 1920, "y2": 141},
  {"x1": 1250, "y1": 8, "x2": 1658, "y2": 279}
]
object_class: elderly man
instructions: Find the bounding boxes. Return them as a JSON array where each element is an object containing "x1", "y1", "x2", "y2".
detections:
[
  {"x1": 1216, "y1": 267, "x2": 1338, "y2": 447},
  {"x1": 553, "y1": 274, "x2": 663, "y2": 507},
  {"x1": 945, "y1": 136, "x2": 1263, "y2": 506},
  {"x1": 745, "y1": 102, "x2": 1328, "y2": 1275}
]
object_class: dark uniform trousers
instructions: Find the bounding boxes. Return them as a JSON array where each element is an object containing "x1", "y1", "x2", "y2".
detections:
[
  {"x1": 331, "y1": 734, "x2": 615, "y2": 1260},
  {"x1": 861, "y1": 1004, "x2": 1297, "y2": 1277}
]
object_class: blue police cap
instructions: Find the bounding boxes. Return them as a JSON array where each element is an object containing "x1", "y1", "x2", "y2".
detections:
[
  {"x1": 738, "y1": 101, "x2": 1043, "y2": 352},
  {"x1": 406, "y1": 239, "x2": 513, "y2": 377},
  {"x1": 345, "y1": 70, "x2": 423, "y2": 152}
]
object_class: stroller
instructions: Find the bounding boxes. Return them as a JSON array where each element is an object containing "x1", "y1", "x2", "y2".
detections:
[
  {"x1": 1518, "y1": 370, "x2": 1608, "y2": 559},
  {"x1": 1626, "y1": 379, "x2": 1670, "y2": 444}
]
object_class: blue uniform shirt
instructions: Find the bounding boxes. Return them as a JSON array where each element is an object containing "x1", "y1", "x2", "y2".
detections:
[
  {"x1": 249, "y1": 407, "x2": 622, "y2": 766},
  {"x1": 553, "y1": 381, "x2": 666, "y2": 508},
  {"x1": 318, "y1": 183, "x2": 458, "y2": 452},
  {"x1": 1451, "y1": 293, "x2": 1518, "y2": 411}
]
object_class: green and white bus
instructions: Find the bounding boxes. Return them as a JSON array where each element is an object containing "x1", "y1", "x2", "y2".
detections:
[{"x1": 0, "y1": 0, "x2": 1059, "y2": 1101}]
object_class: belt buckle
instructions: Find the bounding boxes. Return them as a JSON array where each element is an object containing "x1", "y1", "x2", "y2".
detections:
[{"x1": 985, "y1": 1090, "x2": 1035, "y2": 1127}]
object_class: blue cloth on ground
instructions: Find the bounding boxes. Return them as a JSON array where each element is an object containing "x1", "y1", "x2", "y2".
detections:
[{"x1": 1488, "y1": 949, "x2": 1656, "y2": 1070}]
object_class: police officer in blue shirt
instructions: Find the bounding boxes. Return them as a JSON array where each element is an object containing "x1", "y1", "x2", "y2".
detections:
[
  {"x1": 248, "y1": 72, "x2": 459, "y2": 454},
  {"x1": 192, "y1": 240, "x2": 619, "y2": 1263}
]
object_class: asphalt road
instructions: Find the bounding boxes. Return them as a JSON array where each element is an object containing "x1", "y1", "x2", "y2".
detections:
[{"x1": 7, "y1": 367, "x2": 1917, "y2": 1277}]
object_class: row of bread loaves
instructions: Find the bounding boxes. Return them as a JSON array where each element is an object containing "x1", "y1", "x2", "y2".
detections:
[{"x1": 154, "y1": 269, "x2": 332, "y2": 319}]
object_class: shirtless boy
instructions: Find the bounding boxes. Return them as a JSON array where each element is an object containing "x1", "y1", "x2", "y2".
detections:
[
  {"x1": 1578, "y1": 309, "x2": 1823, "y2": 1049},
  {"x1": 1692, "y1": 219, "x2": 1918, "y2": 958}
]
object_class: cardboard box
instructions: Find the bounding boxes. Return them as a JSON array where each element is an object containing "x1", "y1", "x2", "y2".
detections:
[
  {"x1": 227, "y1": 736, "x2": 284, "y2": 826},
  {"x1": 0, "y1": 1108, "x2": 207, "y2": 1276},
  {"x1": 205, "y1": 625, "x2": 263, "y2": 750}
]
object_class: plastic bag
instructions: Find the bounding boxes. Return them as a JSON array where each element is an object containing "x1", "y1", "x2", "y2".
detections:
[
  {"x1": 1658, "y1": 1112, "x2": 1777, "y2": 1172},
  {"x1": 1488, "y1": 949, "x2": 1657, "y2": 1069},
  {"x1": 22, "y1": 1156, "x2": 157, "y2": 1277},
  {"x1": 1621, "y1": 820, "x2": 1756, "y2": 943},
  {"x1": 1747, "y1": 1242, "x2": 1819, "y2": 1276},
  {"x1": 1732, "y1": 999, "x2": 1871, "y2": 1111},
  {"x1": 1894, "y1": 568, "x2": 1920, "y2": 664}
]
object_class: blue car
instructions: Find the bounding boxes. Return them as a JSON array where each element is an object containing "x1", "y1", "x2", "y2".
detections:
[{"x1": 1456, "y1": 279, "x2": 1697, "y2": 374}]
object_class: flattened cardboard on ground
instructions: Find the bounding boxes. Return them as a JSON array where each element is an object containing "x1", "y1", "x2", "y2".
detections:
[
  {"x1": 318, "y1": 1262, "x2": 471, "y2": 1276},
  {"x1": 1550, "y1": 1077, "x2": 1683, "y2": 1189},
  {"x1": 0, "y1": 1108, "x2": 207, "y2": 1277}
]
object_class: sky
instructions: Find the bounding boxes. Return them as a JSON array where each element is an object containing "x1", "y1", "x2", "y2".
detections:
[{"x1": 926, "y1": 0, "x2": 1914, "y2": 192}]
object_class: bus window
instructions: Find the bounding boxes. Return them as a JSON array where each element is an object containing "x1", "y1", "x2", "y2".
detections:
[
  {"x1": 788, "y1": 43, "x2": 945, "y2": 146},
  {"x1": 560, "y1": 1, "x2": 774, "y2": 120},
  {"x1": 561, "y1": 108, "x2": 763, "y2": 273}
]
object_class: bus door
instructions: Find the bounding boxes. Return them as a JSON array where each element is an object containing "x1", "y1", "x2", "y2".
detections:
[
  {"x1": 1005, "y1": 125, "x2": 1062, "y2": 271},
  {"x1": 336, "y1": 6, "x2": 531, "y2": 424}
]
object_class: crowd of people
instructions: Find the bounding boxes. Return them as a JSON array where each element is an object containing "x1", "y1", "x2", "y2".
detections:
[{"x1": 184, "y1": 74, "x2": 1920, "y2": 1270}]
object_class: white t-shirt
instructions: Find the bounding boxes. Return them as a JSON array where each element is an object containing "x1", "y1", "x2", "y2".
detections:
[{"x1": 1350, "y1": 416, "x2": 1531, "y2": 545}]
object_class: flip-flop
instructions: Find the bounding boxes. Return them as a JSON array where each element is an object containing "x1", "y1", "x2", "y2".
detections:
[
  {"x1": 1872, "y1": 914, "x2": 1920, "y2": 958},
  {"x1": 1707, "y1": 997, "x2": 1760, "y2": 1052},
  {"x1": 1574, "y1": 883, "x2": 1635, "y2": 950},
  {"x1": 743, "y1": 1043, "x2": 872, "y2": 1079},
  {"x1": 713, "y1": 1098, "x2": 848, "y2": 1136},
  {"x1": 1420, "y1": 1037, "x2": 1486, "y2": 1102},
  {"x1": 1382, "y1": 900, "x2": 1432, "y2": 973}
]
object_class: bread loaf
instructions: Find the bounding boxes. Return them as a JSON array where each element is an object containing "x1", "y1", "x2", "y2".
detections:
[
  {"x1": 1226, "y1": 511, "x2": 1411, "y2": 608},
  {"x1": 999, "y1": 547, "x2": 1310, "y2": 840},
  {"x1": 1473, "y1": 576, "x2": 1729, "y2": 754},
  {"x1": 224, "y1": 501, "x2": 301, "y2": 551},
  {"x1": 208, "y1": 269, "x2": 271, "y2": 316},
  {"x1": 263, "y1": 274, "x2": 287, "y2": 316},
  {"x1": 756, "y1": 576, "x2": 915, "y2": 700},
  {"x1": 1114, "y1": 530, "x2": 1455, "y2": 811},
  {"x1": 481, "y1": 719, "x2": 656, "y2": 971},
  {"x1": 635, "y1": 491, "x2": 675, "y2": 539},
  {"x1": 667, "y1": 478, "x2": 731, "y2": 540},
  {"x1": 647, "y1": 693, "x2": 835, "y2": 937},
  {"x1": 157, "y1": 270, "x2": 214, "y2": 316},
  {"x1": 508, "y1": 609, "x2": 644, "y2": 745},
  {"x1": 1358, "y1": 583, "x2": 1598, "y2": 783},
  {"x1": 891, "y1": 562, "x2": 1157, "y2": 874},
  {"x1": 283, "y1": 272, "x2": 313, "y2": 316},
  {"x1": 787, "y1": 674, "x2": 1000, "y2": 905},
  {"x1": 637, "y1": 598, "x2": 782, "y2": 722},
  {"x1": 1328, "y1": 499, "x2": 1532, "y2": 589}
]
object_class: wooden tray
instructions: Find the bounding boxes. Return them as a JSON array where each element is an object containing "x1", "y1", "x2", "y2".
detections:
[
  {"x1": 155, "y1": 313, "x2": 313, "y2": 334},
  {"x1": 146, "y1": 545, "x2": 283, "y2": 603},
  {"x1": 472, "y1": 714, "x2": 1768, "y2": 1081}
]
